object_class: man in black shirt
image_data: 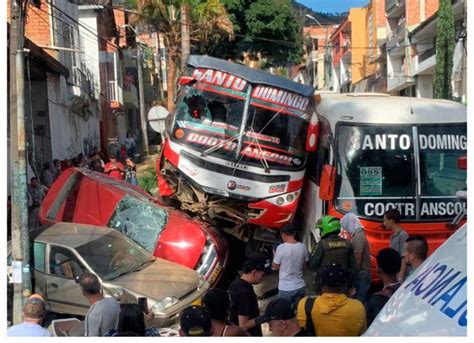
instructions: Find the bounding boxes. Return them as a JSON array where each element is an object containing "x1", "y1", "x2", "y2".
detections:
[
  {"x1": 366, "y1": 248, "x2": 402, "y2": 326},
  {"x1": 228, "y1": 253, "x2": 272, "y2": 336},
  {"x1": 265, "y1": 298, "x2": 306, "y2": 336}
]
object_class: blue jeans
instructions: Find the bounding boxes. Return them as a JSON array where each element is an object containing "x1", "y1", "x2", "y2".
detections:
[
  {"x1": 278, "y1": 287, "x2": 306, "y2": 309},
  {"x1": 354, "y1": 271, "x2": 371, "y2": 307}
]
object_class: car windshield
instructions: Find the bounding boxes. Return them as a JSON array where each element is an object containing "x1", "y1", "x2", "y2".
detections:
[
  {"x1": 172, "y1": 86, "x2": 307, "y2": 169},
  {"x1": 335, "y1": 123, "x2": 466, "y2": 221},
  {"x1": 107, "y1": 196, "x2": 168, "y2": 253},
  {"x1": 76, "y1": 231, "x2": 154, "y2": 281}
]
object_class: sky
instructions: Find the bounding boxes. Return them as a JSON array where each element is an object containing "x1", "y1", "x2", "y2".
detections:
[{"x1": 297, "y1": 0, "x2": 369, "y2": 13}]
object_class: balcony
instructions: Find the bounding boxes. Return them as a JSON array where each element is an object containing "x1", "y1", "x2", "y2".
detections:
[
  {"x1": 71, "y1": 66, "x2": 94, "y2": 98},
  {"x1": 386, "y1": 0, "x2": 405, "y2": 19},
  {"x1": 387, "y1": 19, "x2": 406, "y2": 52},
  {"x1": 413, "y1": 47, "x2": 436, "y2": 75}
]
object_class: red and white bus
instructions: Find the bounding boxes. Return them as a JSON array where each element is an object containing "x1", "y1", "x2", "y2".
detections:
[{"x1": 157, "y1": 55, "x2": 318, "y2": 244}]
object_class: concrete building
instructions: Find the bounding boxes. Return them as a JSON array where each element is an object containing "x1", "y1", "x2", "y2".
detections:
[
  {"x1": 410, "y1": 0, "x2": 466, "y2": 101},
  {"x1": 385, "y1": 0, "x2": 438, "y2": 95},
  {"x1": 352, "y1": 0, "x2": 388, "y2": 92},
  {"x1": 302, "y1": 25, "x2": 337, "y2": 90},
  {"x1": 329, "y1": 8, "x2": 368, "y2": 92},
  {"x1": 8, "y1": 0, "x2": 100, "y2": 181}
]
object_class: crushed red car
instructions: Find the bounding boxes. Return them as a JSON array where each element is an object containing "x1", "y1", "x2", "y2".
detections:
[{"x1": 39, "y1": 168, "x2": 228, "y2": 286}]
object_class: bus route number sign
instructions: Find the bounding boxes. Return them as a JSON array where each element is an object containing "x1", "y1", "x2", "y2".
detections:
[{"x1": 360, "y1": 167, "x2": 382, "y2": 196}]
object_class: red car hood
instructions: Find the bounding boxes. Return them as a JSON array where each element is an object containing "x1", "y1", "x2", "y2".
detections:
[{"x1": 155, "y1": 209, "x2": 206, "y2": 269}]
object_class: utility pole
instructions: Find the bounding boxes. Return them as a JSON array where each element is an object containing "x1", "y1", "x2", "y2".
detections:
[
  {"x1": 137, "y1": 42, "x2": 149, "y2": 157},
  {"x1": 180, "y1": 4, "x2": 190, "y2": 69},
  {"x1": 9, "y1": 0, "x2": 32, "y2": 325},
  {"x1": 155, "y1": 32, "x2": 165, "y2": 103}
]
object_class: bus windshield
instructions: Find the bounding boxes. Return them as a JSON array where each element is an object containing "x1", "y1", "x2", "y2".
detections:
[
  {"x1": 172, "y1": 86, "x2": 307, "y2": 170},
  {"x1": 335, "y1": 123, "x2": 466, "y2": 221}
]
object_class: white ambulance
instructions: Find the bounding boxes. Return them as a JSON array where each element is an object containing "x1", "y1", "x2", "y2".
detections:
[{"x1": 365, "y1": 223, "x2": 467, "y2": 336}]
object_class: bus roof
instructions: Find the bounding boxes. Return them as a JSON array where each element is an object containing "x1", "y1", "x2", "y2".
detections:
[
  {"x1": 316, "y1": 93, "x2": 466, "y2": 125},
  {"x1": 187, "y1": 55, "x2": 314, "y2": 97}
]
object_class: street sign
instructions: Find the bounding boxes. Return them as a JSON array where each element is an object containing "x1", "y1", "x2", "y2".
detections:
[{"x1": 148, "y1": 106, "x2": 169, "y2": 134}]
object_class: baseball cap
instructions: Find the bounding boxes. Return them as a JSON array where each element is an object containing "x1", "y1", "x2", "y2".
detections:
[
  {"x1": 264, "y1": 298, "x2": 295, "y2": 321},
  {"x1": 180, "y1": 305, "x2": 211, "y2": 336},
  {"x1": 23, "y1": 295, "x2": 46, "y2": 319},
  {"x1": 320, "y1": 263, "x2": 346, "y2": 287},
  {"x1": 243, "y1": 253, "x2": 273, "y2": 274}
]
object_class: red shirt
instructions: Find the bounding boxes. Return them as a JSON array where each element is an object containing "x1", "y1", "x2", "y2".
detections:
[{"x1": 104, "y1": 161, "x2": 124, "y2": 181}]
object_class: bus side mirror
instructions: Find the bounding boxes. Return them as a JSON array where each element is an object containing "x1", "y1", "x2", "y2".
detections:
[
  {"x1": 319, "y1": 165, "x2": 335, "y2": 201},
  {"x1": 305, "y1": 113, "x2": 319, "y2": 152},
  {"x1": 457, "y1": 156, "x2": 467, "y2": 170}
]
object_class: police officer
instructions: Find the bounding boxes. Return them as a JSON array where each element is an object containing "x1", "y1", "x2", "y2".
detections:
[{"x1": 309, "y1": 215, "x2": 357, "y2": 295}]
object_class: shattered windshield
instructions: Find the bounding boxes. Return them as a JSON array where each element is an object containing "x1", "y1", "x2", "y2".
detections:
[
  {"x1": 107, "y1": 196, "x2": 167, "y2": 252},
  {"x1": 77, "y1": 231, "x2": 153, "y2": 281},
  {"x1": 172, "y1": 86, "x2": 307, "y2": 169}
]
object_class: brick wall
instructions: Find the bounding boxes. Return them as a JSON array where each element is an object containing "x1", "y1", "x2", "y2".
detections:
[
  {"x1": 425, "y1": 0, "x2": 439, "y2": 19},
  {"x1": 375, "y1": 0, "x2": 386, "y2": 28},
  {"x1": 8, "y1": 0, "x2": 52, "y2": 49},
  {"x1": 407, "y1": 0, "x2": 421, "y2": 27}
]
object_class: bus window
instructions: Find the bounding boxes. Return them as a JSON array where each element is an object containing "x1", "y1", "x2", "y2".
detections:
[{"x1": 335, "y1": 124, "x2": 415, "y2": 220}]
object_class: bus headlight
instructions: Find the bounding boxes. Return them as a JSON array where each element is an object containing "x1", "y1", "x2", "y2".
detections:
[{"x1": 276, "y1": 197, "x2": 285, "y2": 205}]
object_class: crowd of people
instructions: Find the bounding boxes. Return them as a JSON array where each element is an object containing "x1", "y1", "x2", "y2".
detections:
[
  {"x1": 24, "y1": 140, "x2": 139, "y2": 231},
  {"x1": 177, "y1": 208, "x2": 428, "y2": 337},
  {"x1": 9, "y1": 202, "x2": 429, "y2": 337}
]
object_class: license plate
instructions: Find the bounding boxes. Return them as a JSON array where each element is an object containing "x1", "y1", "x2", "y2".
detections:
[{"x1": 209, "y1": 262, "x2": 223, "y2": 286}]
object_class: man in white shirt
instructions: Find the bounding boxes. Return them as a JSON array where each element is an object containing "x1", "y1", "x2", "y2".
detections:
[
  {"x1": 272, "y1": 224, "x2": 309, "y2": 308},
  {"x1": 7, "y1": 294, "x2": 52, "y2": 337}
]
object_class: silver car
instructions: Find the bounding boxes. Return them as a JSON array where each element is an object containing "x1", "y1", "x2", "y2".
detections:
[{"x1": 15, "y1": 222, "x2": 209, "y2": 327}]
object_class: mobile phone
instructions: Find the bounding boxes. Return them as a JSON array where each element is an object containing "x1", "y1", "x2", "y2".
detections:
[{"x1": 138, "y1": 297, "x2": 148, "y2": 314}]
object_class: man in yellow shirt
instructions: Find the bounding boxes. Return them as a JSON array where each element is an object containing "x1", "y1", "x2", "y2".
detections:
[{"x1": 296, "y1": 263, "x2": 366, "y2": 336}]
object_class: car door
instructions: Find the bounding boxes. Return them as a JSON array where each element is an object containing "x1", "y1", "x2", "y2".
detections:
[{"x1": 44, "y1": 245, "x2": 90, "y2": 316}]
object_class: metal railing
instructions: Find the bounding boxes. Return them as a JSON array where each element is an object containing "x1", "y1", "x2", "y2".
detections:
[{"x1": 108, "y1": 80, "x2": 117, "y2": 101}]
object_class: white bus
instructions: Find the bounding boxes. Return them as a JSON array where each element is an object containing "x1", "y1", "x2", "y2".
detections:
[{"x1": 300, "y1": 93, "x2": 467, "y2": 279}]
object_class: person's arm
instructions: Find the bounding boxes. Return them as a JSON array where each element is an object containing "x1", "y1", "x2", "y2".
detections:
[
  {"x1": 238, "y1": 315, "x2": 266, "y2": 331},
  {"x1": 350, "y1": 236, "x2": 364, "y2": 271},
  {"x1": 272, "y1": 245, "x2": 282, "y2": 271},
  {"x1": 398, "y1": 233, "x2": 409, "y2": 281},
  {"x1": 226, "y1": 325, "x2": 251, "y2": 336}
]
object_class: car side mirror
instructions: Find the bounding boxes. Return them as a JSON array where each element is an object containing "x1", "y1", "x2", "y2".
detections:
[
  {"x1": 319, "y1": 164, "x2": 336, "y2": 201},
  {"x1": 305, "y1": 113, "x2": 319, "y2": 152}
]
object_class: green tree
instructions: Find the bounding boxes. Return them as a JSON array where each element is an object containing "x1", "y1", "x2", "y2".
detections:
[
  {"x1": 433, "y1": 0, "x2": 455, "y2": 99},
  {"x1": 203, "y1": 0, "x2": 303, "y2": 66},
  {"x1": 128, "y1": 0, "x2": 233, "y2": 111}
]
